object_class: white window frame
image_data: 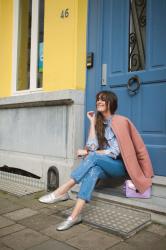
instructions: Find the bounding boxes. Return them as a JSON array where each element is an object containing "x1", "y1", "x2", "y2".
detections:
[{"x1": 12, "y1": 0, "x2": 42, "y2": 95}]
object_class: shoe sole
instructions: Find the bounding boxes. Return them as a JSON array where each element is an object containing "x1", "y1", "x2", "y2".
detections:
[
  {"x1": 39, "y1": 197, "x2": 69, "y2": 204},
  {"x1": 56, "y1": 219, "x2": 82, "y2": 231},
  {"x1": 56, "y1": 220, "x2": 82, "y2": 231}
]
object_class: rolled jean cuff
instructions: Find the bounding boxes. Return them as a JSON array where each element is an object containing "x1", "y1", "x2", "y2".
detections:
[
  {"x1": 77, "y1": 194, "x2": 91, "y2": 203},
  {"x1": 70, "y1": 175, "x2": 79, "y2": 184}
]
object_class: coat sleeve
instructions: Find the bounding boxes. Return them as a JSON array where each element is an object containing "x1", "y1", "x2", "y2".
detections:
[{"x1": 128, "y1": 119, "x2": 154, "y2": 178}]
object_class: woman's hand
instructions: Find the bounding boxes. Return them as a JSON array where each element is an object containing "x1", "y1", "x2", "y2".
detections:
[
  {"x1": 87, "y1": 111, "x2": 96, "y2": 124},
  {"x1": 77, "y1": 149, "x2": 88, "y2": 158}
]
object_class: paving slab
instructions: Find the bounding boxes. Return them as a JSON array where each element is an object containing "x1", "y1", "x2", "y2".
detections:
[
  {"x1": 27, "y1": 239, "x2": 77, "y2": 250},
  {"x1": 0, "y1": 191, "x2": 12, "y2": 199},
  {"x1": 19, "y1": 213, "x2": 62, "y2": 231},
  {"x1": 46, "y1": 199, "x2": 75, "y2": 209},
  {"x1": 0, "y1": 224, "x2": 25, "y2": 237},
  {"x1": 0, "y1": 195, "x2": 23, "y2": 206},
  {"x1": 0, "y1": 241, "x2": 12, "y2": 250},
  {"x1": 0, "y1": 178, "x2": 43, "y2": 196},
  {"x1": 148, "y1": 238, "x2": 166, "y2": 250},
  {"x1": 1, "y1": 228, "x2": 49, "y2": 250},
  {"x1": 4, "y1": 208, "x2": 38, "y2": 221},
  {"x1": 108, "y1": 242, "x2": 137, "y2": 250},
  {"x1": 126, "y1": 230, "x2": 163, "y2": 250},
  {"x1": 0, "y1": 197, "x2": 23, "y2": 215},
  {"x1": 37, "y1": 207, "x2": 56, "y2": 216},
  {"x1": 0, "y1": 216, "x2": 15, "y2": 229},
  {"x1": 41, "y1": 223, "x2": 91, "y2": 241},
  {"x1": 145, "y1": 223, "x2": 166, "y2": 236},
  {"x1": 17, "y1": 198, "x2": 48, "y2": 210},
  {"x1": 67, "y1": 229, "x2": 122, "y2": 250}
]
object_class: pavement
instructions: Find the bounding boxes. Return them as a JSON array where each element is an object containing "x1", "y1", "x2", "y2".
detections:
[{"x1": 0, "y1": 190, "x2": 166, "y2": 250}]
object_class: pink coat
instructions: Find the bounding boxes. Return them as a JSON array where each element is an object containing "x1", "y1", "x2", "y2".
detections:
[{"x1": 111, "y1": 115, "x2": 154, "y2": 193}]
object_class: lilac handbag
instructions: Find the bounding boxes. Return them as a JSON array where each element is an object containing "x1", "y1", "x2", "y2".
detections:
[{"x1": 123, "y1": 180, "x2": 151, "y2": 199}]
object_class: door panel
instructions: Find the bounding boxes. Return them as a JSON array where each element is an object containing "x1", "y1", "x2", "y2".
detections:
[
  {"x1": 148, "y1": 0, "x2": 166, "y2": 69},
  {"x1": 86, "y1": 0, "x2": 166, "y2": 176},
  {"x1": 102, "y1": 0, "x2": 129, "y2": 86},
  {"x1": 103, "y1": 0, "x2": 166, "y2": 85}
]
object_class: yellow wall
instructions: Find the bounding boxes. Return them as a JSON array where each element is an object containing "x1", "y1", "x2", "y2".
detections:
[
  {"x1": 0, "y1": 0, "x2": 13, "y2": 97},
  {"x1": 75, "y1": 0, "x2": 88, "y2": 90},
  {"x1": 0, "y1": 0, "x2": 88, "y2": 97},
  {"x1": 43, "y1": 0, "x2": 87, "y2": 91}
]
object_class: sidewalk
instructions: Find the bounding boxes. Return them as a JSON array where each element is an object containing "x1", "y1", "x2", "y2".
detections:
[{"x1": 0, "y1": 190, "x2": 166, "y2": 250}]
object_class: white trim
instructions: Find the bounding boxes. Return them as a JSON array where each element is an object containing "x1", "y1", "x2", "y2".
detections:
[
  {"x1": 30, "y1": 0, "x2": 39, "y2": 90},
  {"x1": 12, "y1": 0, "x2": 42, "y2": 95},
  {"x1": 12, "y1": 88, "x2": 43, "y2": 96},
  {"x1": 12, "y1": 0, "x2": 19, "y2": 94}
]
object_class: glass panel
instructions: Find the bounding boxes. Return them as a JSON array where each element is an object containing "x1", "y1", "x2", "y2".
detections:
[
  {"x1": 17, "y1": 0, "x2": 32, "y2": 90},
  {"x1": 128, "y1": 0, "x2": 146, "y2": 72},
  {"x1": 37, "y1": 0, "x2": 44, "y2": 88}
]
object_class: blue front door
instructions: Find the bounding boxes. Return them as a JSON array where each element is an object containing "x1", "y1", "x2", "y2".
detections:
[{"x1": 86, "y1": 0, "x2": 166, "y2": 176}]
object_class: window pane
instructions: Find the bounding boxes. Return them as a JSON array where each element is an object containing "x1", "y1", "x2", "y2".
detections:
[
  {"x1": 128, "y1": 0, "x2": 146, "y2": 72},
  {"x1": 37, "y1": 0, "x2": 44, "y2": 88},
  {"x1": 17, "y1": 0, "x2": 32, "y2": 90}
]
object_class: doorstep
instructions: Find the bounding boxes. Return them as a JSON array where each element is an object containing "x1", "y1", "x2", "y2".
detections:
[
  {"x1": 71, "y1": 184, "x2": 166, "y2": 225},
  {"x1": 63, "y1": 199, "x2": 151, "y2": 238}
]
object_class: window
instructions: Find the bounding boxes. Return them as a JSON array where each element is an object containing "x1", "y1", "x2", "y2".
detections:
[
  {"x1": 128, "y1": 0, "x2": 146, "y2": 72},
  {"x1": 12, "y1": 0, "x2": 44, "y2": 93}
]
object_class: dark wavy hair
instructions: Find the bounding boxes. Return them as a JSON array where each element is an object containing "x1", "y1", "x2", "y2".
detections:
[{"x1": 95, "y1": 91, "x2": 118, "y2": 149}]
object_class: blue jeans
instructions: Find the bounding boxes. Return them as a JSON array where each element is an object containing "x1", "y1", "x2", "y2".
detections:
[{"x1": 71, "y1": 152, "x2": 127, "y2": 202}]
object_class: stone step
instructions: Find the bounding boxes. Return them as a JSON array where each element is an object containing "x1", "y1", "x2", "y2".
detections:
[
  {"x1": 152, "y1": 176, "x2": 166, "y2": 199},
  {"x1": 71, "y1": 176, "x2": 166, "y2": 225},
  {"x1": 72, "y1": 185, "x2": 166, "y2": 214}
]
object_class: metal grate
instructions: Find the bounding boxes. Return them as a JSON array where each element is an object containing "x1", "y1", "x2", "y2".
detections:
[
  {"x1": 63, "y1": 201, "x2": 151, "y2": 238},
  {"x1": 0, "y1": 172, "x2": 45, "y2": 196},
  {"x1": 0, "y1": 178, "x2": 44, "y2": 196}
]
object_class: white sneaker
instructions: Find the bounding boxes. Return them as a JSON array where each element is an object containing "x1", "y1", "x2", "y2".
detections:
[{"x1": 39, "y1": 192, "x2": 69, "y2": 204}]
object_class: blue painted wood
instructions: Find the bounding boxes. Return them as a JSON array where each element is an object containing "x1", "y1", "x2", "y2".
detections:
[
  {"x1": 147, "y1": 0, "x2": 166, "y2": 69},
  {"x1": 86, "y1": 0, "x2": 166, "y2": 176},
  {"x1": 85, "y1": 0, "x2": 103, "y2": 138}
]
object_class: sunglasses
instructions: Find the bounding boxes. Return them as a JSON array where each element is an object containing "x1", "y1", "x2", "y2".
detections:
[{"x1": 96, "y1": 96, "x2": 107, "y2": 102}]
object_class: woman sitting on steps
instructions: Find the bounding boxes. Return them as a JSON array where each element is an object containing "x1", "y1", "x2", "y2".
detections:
[{"x1": 39, "y1": 90, "x2": 154, "y2": 231}]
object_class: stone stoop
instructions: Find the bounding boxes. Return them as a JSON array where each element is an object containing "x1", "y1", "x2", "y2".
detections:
[
  {"x1": 71, "y1": 175, "x2": 166, "y2": 225},
  {"x1": 152, "y1": 176, "x2": 166, "y2": 199}
]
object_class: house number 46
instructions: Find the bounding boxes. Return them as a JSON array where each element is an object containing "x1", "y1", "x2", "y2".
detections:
[{"x1": 60, "y1": 9, "x2": 69, "y2": 18}]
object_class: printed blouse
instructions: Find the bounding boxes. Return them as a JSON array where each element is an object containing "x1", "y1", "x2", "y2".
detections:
[{"x1": 86, "y1": 116, "x2": 120, "y2": 159}]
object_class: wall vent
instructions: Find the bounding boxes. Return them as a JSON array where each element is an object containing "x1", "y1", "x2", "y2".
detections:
[{"x1": 47, "y1": 166, "x2": 59, "y2": 191}]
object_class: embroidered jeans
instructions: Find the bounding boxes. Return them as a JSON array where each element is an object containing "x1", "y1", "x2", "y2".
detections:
[{"x1": 70, "y1": 152, "x2": 126, "y2": 202}]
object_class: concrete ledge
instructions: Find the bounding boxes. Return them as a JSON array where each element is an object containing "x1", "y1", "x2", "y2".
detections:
[
  {"x1": 0, "y1": 89, "x2": 84, "y2": 108},
  {"x1": 152, "y1": 176, "x2": 166, "y2": 186},
  {"x1": 92, "y1": 191, "x2": 166, "y2": 215},
  {"x1": 150, "y1": 213, "x2": 166, "y2": 225},
  {"x1": 0, "y1": 99, "x2": 73, "y2": 109}
]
